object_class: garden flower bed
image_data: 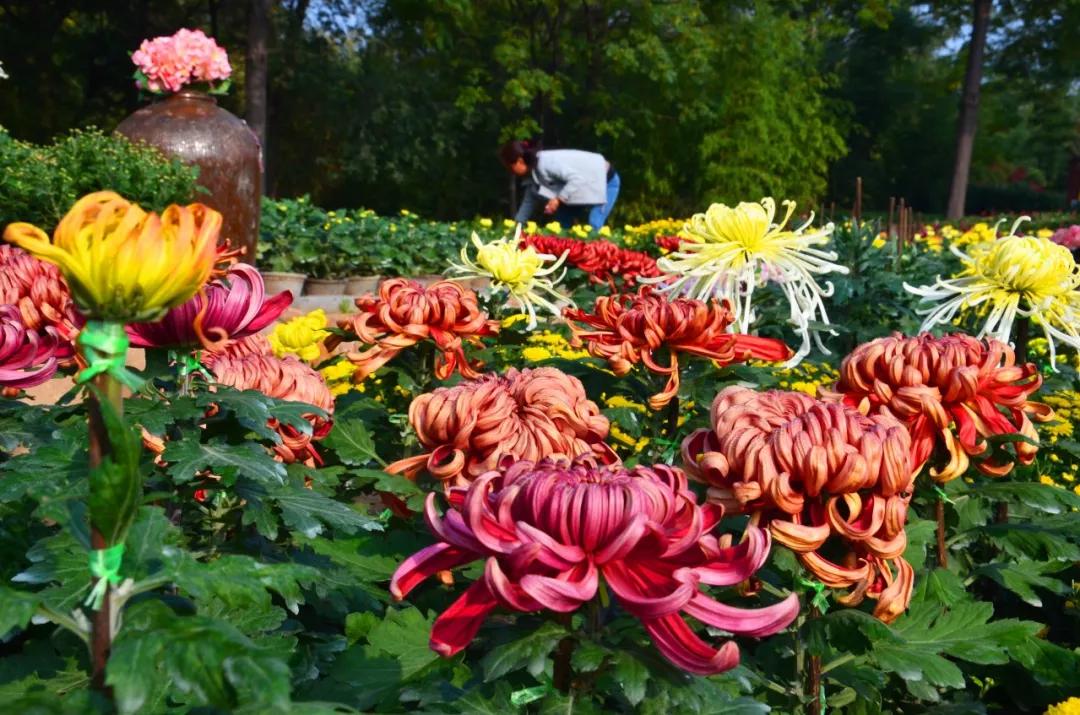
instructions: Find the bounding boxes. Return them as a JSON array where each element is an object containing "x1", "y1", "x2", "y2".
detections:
[{"x1": 1, "y1": 191, "x2": 1078, "y2": 715}]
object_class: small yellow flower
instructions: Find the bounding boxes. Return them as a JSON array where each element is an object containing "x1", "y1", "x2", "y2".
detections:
[
  {"x1": 522, "y1": 346, "x2": 553, "y2": 361},
  {"x1": 503, "y1": 219, "x2": 517, "y2": 229},
  {"x1": 544, "y1": 221, "x2": 563, "y2": 233},
  {"x1": 3, "y1": 191, "x2": 219, "y2": 322},
  {"x1": 604, "y1": 395, "x2": 647, "y2": 413},
  {"x1": 872, "y1": 236, "x2": 887, "y2": 249},
  {"x1": 479, "y1": 218, "x2": 493, "y2": 228},
  {"x1": 1036, "y1": 228, "x2": 1053, "y2": 239},
  {"x1": 269, "y1": 309, "x2": 330, "y2": 362},
  {"x1": 500, "y1": 313, "x2": 530, "y2": 328},
  {"x1": 599, "y1": 225, "x2": 612, "y2": 237}
]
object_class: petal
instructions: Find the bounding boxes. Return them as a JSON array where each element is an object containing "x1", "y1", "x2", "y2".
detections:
[
  {"x1": 520, "y1": 562, "x2": 598, "y2": 612},
  {"x1": 695, "y1": 526, "x2": 772, "y2": 586},
  {"x1": 390, "y1": 542, "x2": 477, "y2": 600},
  {"x1": 642, "y1": 612, "x2": 741, "y2": 675},
  {"x1": 603, "y1": 560, "x2": 696, "y2": 618},
  {"x1": 683, "y1": 591, "x2": 800, "y2": 637},
  {"x1": 430, "y1": 580, "x2": 500, "y2": 657}
]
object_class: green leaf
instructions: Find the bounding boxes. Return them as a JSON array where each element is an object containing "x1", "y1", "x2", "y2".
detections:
[
  {"x1": 325, "y1": 418, "x2": 385, "y2": 466},
  {"x1": 200, "y1": 389, "x2": 325, "y2": 444},
  {"x1": 0, "y1": 586, "x2": 40, "y2": 635},
  {"x1": 108, "y1": 602, "x2": 292, "y2": 714},
  {"x1": 482, "y1": 622, "x2": 568, "y2": 681},
  {"x1": 164, "y1": 438, "x2": 286, "y2": 486},
  {"x1": 903, "y1": 518, "x2": 935, "y2": 571},
  {"x1": 571, "y1": 640, "x2": 609, "y2": 673},
  {"x1": 347, "y1": 467, "x2": 426, "y2": 511},
  {"x1": 345, "y1": 612, "x2": 380, "y2": 644},
  {"x1": 612, "y1": 651, "x2": 649, "y2": 706},
  {"x1": 124, "y1": 393, "x2": 202, "y2": 435},
  {"x1": 366, "y1": 607, "x2": 441, "y2": 679},
  {"x1": 324, "y1": 644, "x2": 403, "y2": 710},
  {"x1": 973, "y1": 482, "x2": 1080, "y2": 514},
  {"x1": 975, "y1": 560, "x2": 1071, "y2": 607},
  {"x1": 272, "y1": 480, "x2": 382, "y2": 537},
  {"x1": 87, "y1": 390, "x2": 142, "y2": 544}
]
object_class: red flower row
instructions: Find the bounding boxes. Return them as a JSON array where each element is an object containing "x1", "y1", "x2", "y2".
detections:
[{"x1": 521, "y1": 234, "x2": 661, "y2": 288}]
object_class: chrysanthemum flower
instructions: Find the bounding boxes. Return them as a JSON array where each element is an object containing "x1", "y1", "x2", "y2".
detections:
[
  {"x1": 449, "y1": 231, "x2": 570, "y2": 328},
  {"x1": 206, "y1": 336, "x2": 333, "y2": 464},
  {"x1": 521, "y1": 234, "x2": 661, "y2": 289},
  {"x1": 649, "y1": 198, "x2": 847, "y2": 364},
  {"x1": 329, "y1": 278, "x2": 497, "y2": 381},
  {"x1": 565, "y1": 287, "x2": 792, "y2": 409},
  {"x1": 682, "y1": 386, "x2": 915, "y2": 622},
  {"x1": 127, "y1": 264, "x2": 292, "y2": 349},
  {"x1": 386, "y1": 367, "x2": 611, "y2": 488},
  {"x1": 821, "y1": 333, "x2": 1051, "y2": 482},
  {"x1": 0, "y1": 244, "x2": 81, "y2": 354},
  {"x1": 905, "y1": 228, "x2": 1080, "y2": 365},
  {"x1": 4, "y1": 191, "x2": 220, "y2": 323},
  {"x1": 390, "y1": 454, "x2": 799, "y2": 674},
  {"x1": 269, "y1": 309, "x2": 331, "y2": 363},
  {"x1": 0, "y1": 305, "x2": 61, "y2": 390}
]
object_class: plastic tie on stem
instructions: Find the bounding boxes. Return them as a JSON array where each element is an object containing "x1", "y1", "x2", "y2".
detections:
[
  {"x1": 798, "y1": 577, "x2": 830, "y2": 614},
  {"x1": 169, "y1": 349, "x2": 213, "y2": 382},
  {"x1": 932, "y1": 485, "x2": 955, "y2": 505},
  {"x1": 84, "y1": 543, "x2": 125, "y2": 611},
  {"x1": 76, "y1": 321, "x2": 143, "y2": 391}
]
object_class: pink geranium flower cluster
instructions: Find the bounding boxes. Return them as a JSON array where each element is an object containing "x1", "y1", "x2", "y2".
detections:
[
  {"x1": 131, "y1": 28, "x2": 231, "y2": 94},
  {"x1": 1050, "y1": 225, "x2": 1080, "y2": 250}
]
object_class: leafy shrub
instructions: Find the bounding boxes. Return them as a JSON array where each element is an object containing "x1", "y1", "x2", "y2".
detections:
[{"x1": 0, "y1": 126, "x2": 201, "y2": 229}]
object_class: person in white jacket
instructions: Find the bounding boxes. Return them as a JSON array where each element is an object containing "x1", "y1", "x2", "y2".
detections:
[{"x1": 500, "y1": 140, "x2": 620, "y2": 230}]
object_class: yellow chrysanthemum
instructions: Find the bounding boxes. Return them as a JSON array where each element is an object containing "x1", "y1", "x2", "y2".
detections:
[
  {"x1": 1046, "y1": 697, "x2": 1080, "y2": 715},
  {"x1": 649, "y1": 197, "x2": 847, "y2": 364},
  {"x1": 906, "y1": 222, "x2": 1080, "y2": 366},
  {"x1": 320, "y1": 358, "x2": 364, "y2": 396},
  {"x1": 3, "y1": 191, "x2": 219, "y2": 322},
  {"x1": 269, "y1": 309, "x2": 330, "y2": 362},
  {"x1": 449, "y1": 231, "x2": 571, "y2": 329},
  {"x1": 479, "y1": 218, "x2": 493, "y2": 228}
]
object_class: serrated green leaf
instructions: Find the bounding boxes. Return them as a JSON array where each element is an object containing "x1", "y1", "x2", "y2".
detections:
[
  {"x1": 345, "y1": 612, "x2": 379, "y2": 644},
  {"x1": 482, "y1": 622, "x2": 568, "y2": 681},
  {"x1": 324, "y1": 418, "x2": 385, "y2": 466},
  {"x1": 612, "y1": 651, "x2": 649, "y2": 706},
  {"x1": 0, "y1": 586, "x2": 40, "y2": 635},
  {"x1": 367, "y1": 607, "x2": 441, "y2": 679},
  {"x1": 975, "y1": 560, "x2": 1070, "y2": 607},
  {"x1": 164, "y1": 438, "x2": 286, "y2": 486},
  {"x1": 973, "y1": 482, "x2": 1080, "y2": 514},
  {"x1": 273, "y1": 481, "x2": 381, "y2": 537},
  {"x1": 571, "y1": 640, "x2": 609, "y2": 673},
  {"x1": 324, "y1": 644, "x2": 403, "y2": 710}
]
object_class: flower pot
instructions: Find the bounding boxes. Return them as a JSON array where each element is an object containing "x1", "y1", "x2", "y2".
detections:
[
  {"x1": 116, "y1": 90, "x2": 263, "y2": 260},
  {"x1": 345, "y1": 275, "x2": 383, "y2": 296},
  {"x1": 261, "y1": 271, "x2": 307, "y2": 297},
  {"x1": 304, "y1": 278, "x2": 347, "y2": 296}
]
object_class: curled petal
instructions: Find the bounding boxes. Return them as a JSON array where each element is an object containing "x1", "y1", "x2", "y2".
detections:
[
  {"x1": 390, "y1": 542, "x2": 478, "y2": 600},
  {"x1": 642, "y1": 613, "x2": 741, "y2": 676},
  {"x1": 683, "y1": 591, "x2": 799, "y2": 638},
  {"x1": 430, "y1": 580, "x2": 500, "y2": 657}
]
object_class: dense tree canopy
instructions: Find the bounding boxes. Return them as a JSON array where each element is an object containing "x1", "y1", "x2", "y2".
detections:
[{"x1": 0, "y1": 0, "x2": 1076, "y2": 220}]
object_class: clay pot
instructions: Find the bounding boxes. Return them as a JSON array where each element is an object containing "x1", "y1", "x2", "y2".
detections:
[
  {"x1": 116, "y1": 90, "x2": 262, "y2": 260},
  {"x1": 304, "y1": 278, "x2": 347, "y2": 296},
  {"x1": 262, "y1": 271, "x2": 307, "y2": 297},
  {"x1": 345, "y1": 275, "x2": 383, "y2": 296}
]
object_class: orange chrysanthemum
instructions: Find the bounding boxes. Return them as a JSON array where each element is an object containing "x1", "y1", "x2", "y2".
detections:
[
  {"x1": 821, "y1": 333, "x2": 1052, "y2": 482},
  {"x1": 387, "y1": 367, "x2": 613, "y2": 489},
  {"x1": 0, "y1": 245, "x2": 81, "y2": 354},
  {"x1": 207, "y1": 336, "x2": 334, "y2": 465},
  {"x1": 329, "y1": 278, "x2": 498, "y2": 381},
  {"x1": 565, "y1": 287, "x2": 792, "y2": 409},
  {"x1": 682, "y1": 386, "x2": 915, "y2": 622}
]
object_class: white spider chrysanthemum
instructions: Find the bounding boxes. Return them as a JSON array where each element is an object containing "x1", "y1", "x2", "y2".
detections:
[
  {"x1": 905, "y1": 220, "x2": 1080, "y2": 367},
  {"x1": 448, "y1": 229, "x2": 571, "y2": 329},
  {"x1": 648, "y1": 197, "x2": 848, "y2": 364}
]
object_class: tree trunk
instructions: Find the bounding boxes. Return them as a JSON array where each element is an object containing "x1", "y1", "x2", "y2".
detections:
[
  {"x1": 246, "y1": 0, "x2": 272, "y2": 190},
  {"x1": 945, "y1": 0, "x2": 991, "y2": 220}
]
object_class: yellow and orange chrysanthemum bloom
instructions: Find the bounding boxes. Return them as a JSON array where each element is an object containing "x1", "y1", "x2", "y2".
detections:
[
  {"x1": 905, "y1": 223, "x2": 1080, "y2": 366},
  {"x1": 3, "y1": 191, "x2": 220, "y2": 322},
  {"x1": 821, "y1": 333, "x2": 1052, "y2": 482},
  {"x1": 683, "y1": 386, "x2": 915, "y2": 623}
]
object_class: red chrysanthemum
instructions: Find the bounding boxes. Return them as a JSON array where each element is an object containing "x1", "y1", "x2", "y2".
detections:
[
  {"x1": 682, "y1": 386, "x2": 915, "y2": 623},
  {"x1": 328, "y1": 278, "x2": 498, "y2": 381},
  {"x1": 0, "y1": 244, "x2": 80, "y2": 356},
  {"x1": 127, "y1": 264, "x2": 292, "y2": 350},
  {"x1": 522, "y1": 234, "x2": 661, "y2": 289},
  {"x1": 820, "y1": 333, "x2": 1052, "y2": 482},
  {"x1": 387, "y1": 367, "x2": 612, "y2": 488},
  {"x1": 206, "y1": 336, "x2": 334, "y2": 464},
  {"x1": 391, "y1": 454, "x2": 799, "y2": 675},
  {"x1": 565, "y1": 287, "x2": 793, "y2": 409},
  {"x1": 0, "y1": 305, "x2": 61, "y2": 391}
]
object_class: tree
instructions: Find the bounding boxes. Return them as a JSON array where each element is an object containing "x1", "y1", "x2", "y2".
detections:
[
  {"x1": 246, "y1": 0, "x2": 272, "y2": 190},
  {"x1": 946, "y1": 0, "x2": 992, "y2": 219}
]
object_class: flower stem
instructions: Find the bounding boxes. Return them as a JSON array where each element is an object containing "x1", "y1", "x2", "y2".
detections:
[
  {"x1": 87, "y1": 372, "x2": 122, "y2": 693},
  {"x1": 552, "y1": 613, "x2": 575, "y2": 694},
  {"x1": 665, "y1": 394, "x2": 680, "y2": 441},
  {"x1": 995, "y1": 316, "x2": 1030, "y2": 525},
  {"x1": 935, "y1": 498, "x2": 948, "y2": 568}
]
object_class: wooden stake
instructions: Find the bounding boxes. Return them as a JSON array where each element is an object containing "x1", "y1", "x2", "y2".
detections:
[
  {"x1": 888, "y1": 196, "x2": 896, "y2": 238},
  {"x1": 854, "y1": 177, "x2": 863, "y2": 224}
]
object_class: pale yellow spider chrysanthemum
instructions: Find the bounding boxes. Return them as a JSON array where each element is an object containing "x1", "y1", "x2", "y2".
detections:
[
  {"x1": 449, "y1": 229, "x2": 570, "y2": 329},
  {"x1": 905, "y1": 220, "x2": 1080, "y2": 367},
  {"x1": 648, "y1": 197, "x2": 848, "y2": 364}
]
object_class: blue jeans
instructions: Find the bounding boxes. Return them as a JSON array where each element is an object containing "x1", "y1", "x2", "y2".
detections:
[{"x1": 552, "y1": 172, "x2": 620, "y2": 230}]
